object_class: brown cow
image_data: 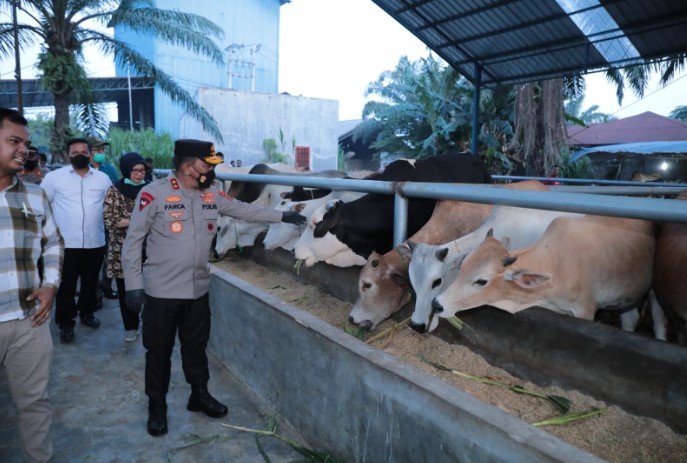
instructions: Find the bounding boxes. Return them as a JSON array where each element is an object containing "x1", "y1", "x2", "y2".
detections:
[
  {"x1": 348, "y1": 180, "x2": 550, "y2": 330},
  {"x1": 651, "y1": 190, "x2": 687, "y2": 343},
  {"x1": 431, "y1": 215, "x2": 656, "y2": 330}
]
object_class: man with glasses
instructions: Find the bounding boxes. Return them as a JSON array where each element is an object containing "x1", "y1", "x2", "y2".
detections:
[{"x1": 122, "y1": 139, "x2": 305, "y2": 436}]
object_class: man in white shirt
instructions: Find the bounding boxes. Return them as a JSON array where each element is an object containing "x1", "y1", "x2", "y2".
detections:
[{"x1": 40, "y1": 138, "x2": 112, "y2": 343}]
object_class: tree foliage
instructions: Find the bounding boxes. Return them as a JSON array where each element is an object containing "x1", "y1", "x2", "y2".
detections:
[
  {"x1": 0, "y1": 0, "x2": 225, "y2": 158},
  {"x1": 355, "y1": 53, "x2": 516, "y2": 173},
  {"x1": 669, "y1": 105, "x2": 687, "y2": 121}
]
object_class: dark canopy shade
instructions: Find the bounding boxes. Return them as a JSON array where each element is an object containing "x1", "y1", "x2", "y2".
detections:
[{"x1": 370, "y1": 0, "x2": 687, "y2": 86}]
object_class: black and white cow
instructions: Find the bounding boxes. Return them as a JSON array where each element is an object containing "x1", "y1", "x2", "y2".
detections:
[{"x1": 294, "y1": 152, "x2": 492, "y2": 266}]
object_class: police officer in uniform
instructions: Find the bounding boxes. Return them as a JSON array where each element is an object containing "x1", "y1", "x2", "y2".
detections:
[{"x1": 121, "y1": 139, "x2": 305, "y2": 436}]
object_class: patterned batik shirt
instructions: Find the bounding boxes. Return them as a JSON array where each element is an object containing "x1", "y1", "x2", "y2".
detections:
[{"x1": 0, "y1": 177, "x2": 64, "y2": 322}]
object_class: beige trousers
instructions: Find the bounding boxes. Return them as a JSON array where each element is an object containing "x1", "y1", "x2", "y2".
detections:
[{"x1": 0, "y1": 317, "x2": 53, "y2": 463}]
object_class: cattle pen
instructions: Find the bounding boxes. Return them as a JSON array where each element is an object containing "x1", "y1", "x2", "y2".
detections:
[{"x1": 160, "y1": 168, "x2": 687, "y2": 461}]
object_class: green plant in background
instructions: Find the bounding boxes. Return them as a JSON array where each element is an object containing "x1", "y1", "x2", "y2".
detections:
[
  {"x1": 107, "y1": 128, "x2": 175, "y2": 173},
  {"x1": 263, "y1": 128, "x2": 296, "y2": 164},
  {"x1": 559, "y1": 148, "x2": 593, "y2": 179}
]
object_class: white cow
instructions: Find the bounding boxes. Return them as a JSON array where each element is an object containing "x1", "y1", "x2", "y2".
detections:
[
  {"x1": 431, "y1": 216, "x2": 656, "y2": 332},
  {"x1": 402, "y1": 206, "x2": 582, "y2": 333},
  {"x1": 214, "y1": 183, "x2": 293, "y2": 257},
  {"x1": 263, "y1": 191, "x2": 364, "y2": 252}
]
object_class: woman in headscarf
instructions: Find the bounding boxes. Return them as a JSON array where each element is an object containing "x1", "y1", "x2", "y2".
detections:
[{"x1": 103, "y1": 152, "x2": 148, "y2": 341}]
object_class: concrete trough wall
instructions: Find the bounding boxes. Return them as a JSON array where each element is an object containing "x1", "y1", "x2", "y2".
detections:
[
  {"x1": 237, "y1": 244, "x2": 687, "y2": 434},
  {"x1": 208, "y1": 268, "x2": 604, "y2": 463}
]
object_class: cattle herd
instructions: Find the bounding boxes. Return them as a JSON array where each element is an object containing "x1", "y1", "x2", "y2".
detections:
[{"x1": 214, "y1": 155, "x2": 687, "y2": 345}]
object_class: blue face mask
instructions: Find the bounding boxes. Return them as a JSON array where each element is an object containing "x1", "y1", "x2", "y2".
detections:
[{"x1": 93, "y1": 154, "x2": 106, "y2": 163}]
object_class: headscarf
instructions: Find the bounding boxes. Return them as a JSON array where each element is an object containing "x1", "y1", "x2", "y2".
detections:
[{"x1": 115, "y1": 152, "x2": 148, "y2": 201}]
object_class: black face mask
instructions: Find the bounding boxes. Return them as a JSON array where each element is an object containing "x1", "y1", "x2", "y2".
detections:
[
  {"x1": 197, "y1": 168, "x2": 216, "y2": 189},
  {"x1": 70, "y1": 154, "x2": 90, "y2": 169},
  {"x1": 24, "y1": 160, "x2": 38, "y2": 171}
]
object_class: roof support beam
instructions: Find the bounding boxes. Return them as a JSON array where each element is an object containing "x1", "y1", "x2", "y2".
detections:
[{"x1": 471, "y1": 66, "x2": 481, "y2": 156}]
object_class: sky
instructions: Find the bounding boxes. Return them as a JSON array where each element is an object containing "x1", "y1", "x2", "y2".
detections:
[{"x1": 2, "y1": 0, "x2": 686, "y2": 123}]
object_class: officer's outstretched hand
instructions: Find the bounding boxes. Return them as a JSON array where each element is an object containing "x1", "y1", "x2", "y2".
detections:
[
  {"x1": 125, "y1": 289, "x2": 145, "y2": 315},
  {"x1": 281, "y1": 211, "x2": 306, "y2": 226}
]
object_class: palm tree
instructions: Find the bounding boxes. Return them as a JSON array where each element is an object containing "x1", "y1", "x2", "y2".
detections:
[
  {"x1": 511, "y1": 55, "x2": 685, "y2": 176},
  {"x1": 669, "y1": 105, "x2": 687, "y2": 121},
  {"x1": 564, "y1": 94, "x2": 616, "y2": 126},
  {"x1": 0, "y1": 0, "x2": 225, "y2": 158},
  {"x1": 356, "y1": 53, "x2": 515, "y2": 172}
]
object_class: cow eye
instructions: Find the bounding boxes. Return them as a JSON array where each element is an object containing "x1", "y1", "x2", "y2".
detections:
[
  {"x1": 473, "y1": 279, "x2": 488, "y2": 286},
  {"x1": 362, "y1": 282, "x2": 371, "y2": 290},
  {"x1": 431, "y1": 279, "x2": 441, "y2": 289}
]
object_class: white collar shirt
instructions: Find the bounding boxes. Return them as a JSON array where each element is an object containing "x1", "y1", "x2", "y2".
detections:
[{"x1": 40, "y1": 164, "x2": 112, "y2": 249}]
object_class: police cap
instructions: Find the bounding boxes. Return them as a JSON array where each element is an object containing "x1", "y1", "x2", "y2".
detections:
[{"x1": 174, "y1": 139, "x2": 224, "y2": 165}]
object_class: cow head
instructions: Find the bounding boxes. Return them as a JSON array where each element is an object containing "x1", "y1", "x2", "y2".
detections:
[
  {"x1": 294, "y1": 201, "x2": 364, "y2": 268},
  {"x1": 348, "y1": 250, "x2": 412, "y2": 331},
  {"x1": 431, "y1": 230, "x2": 545, "y2": 318},
  {"x1": 407, "y1": 240, "x2": 468, "y2": 334}
]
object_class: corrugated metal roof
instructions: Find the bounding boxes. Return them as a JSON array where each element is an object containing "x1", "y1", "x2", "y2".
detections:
[
  {"x1": 570, "y1": 140, "x2": 687, "y2": 161},
  {"x1": 566, "y1": 111, "x2": 687, "y2": 146},
  {"x1": 370, "y1": 0, "x2": 687, "y2": 86}
]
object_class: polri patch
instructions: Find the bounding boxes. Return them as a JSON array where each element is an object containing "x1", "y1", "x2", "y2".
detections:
[
  {"x1": 166, "y1": 195, "x2": 181, "y2": 203},
  {"x1": 139, "y1": 192, "x2": 155, "y2": 211},
  {"x1": 168, "y1": 212, "x2": 183, "y2": 219},
  {"x1": 170, "y1": 221, "x2": 183, "y2": 233}
]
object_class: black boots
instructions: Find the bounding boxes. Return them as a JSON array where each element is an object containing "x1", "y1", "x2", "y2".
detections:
[
  {"x1": 147, "y1": 402, "x2": 168, "y2": 437},
  {"x1": 187, "y1": 388, "x2": 228, "y2": 418},
  {"x1": 147, "y1": 389, "x2": 225, "y2": 436}
]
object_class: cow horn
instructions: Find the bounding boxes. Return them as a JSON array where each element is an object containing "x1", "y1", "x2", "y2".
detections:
[
  {"x1": 486, "y1": 228, "x2": 494, "y2": 239},
  {"x1": 502, "y1": 255, "x2": 518, "y2": 267},
  {"x1": 435, "y1": 247, "x2": 449, "y2": 262}
]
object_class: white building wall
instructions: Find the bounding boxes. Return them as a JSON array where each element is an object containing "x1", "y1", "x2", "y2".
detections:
[{"x1": 180, "y1": 88, "x2": 339, "y2": 171}]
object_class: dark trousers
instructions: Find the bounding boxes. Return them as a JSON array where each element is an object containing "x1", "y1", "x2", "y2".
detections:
[
  {"x1": 55, "y1": 247, "x2": 105, "y2": 328},
  {"x1": 115, "y1": 278, "x2": 139, "y2": 331},
  {"x1": 142, "y1": 294, "x2": 211, "y2": 404}
]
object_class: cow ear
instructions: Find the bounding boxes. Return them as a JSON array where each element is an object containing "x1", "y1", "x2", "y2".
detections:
[
  {"x1": 435, "y1": 247, "x2": 449, "y2": 262},
  {"x1": 397, "y1": 242, "x2": 413, "y2": 260},
  {"x1": 506, "y1": 269, "x2": 550, "y2": 288},
  {"x1": 325, "y1": 200, "x2": 341, "y2": 212},
  {"x1": 502, "y1": 255, "x2": 517, "y2": 267}
]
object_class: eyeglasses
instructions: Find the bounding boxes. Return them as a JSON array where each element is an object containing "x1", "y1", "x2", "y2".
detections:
[{"x1": 131, "y1": 168, "x2": 146, "y2": 174}]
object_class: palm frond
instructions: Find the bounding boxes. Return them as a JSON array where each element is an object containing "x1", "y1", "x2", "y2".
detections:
[
  {"x1": 107, "y1": 8, "x2": 224, "y2": 64},
  {"x1": 94, "y1": 33, "x2": 222, "y2": 141}
]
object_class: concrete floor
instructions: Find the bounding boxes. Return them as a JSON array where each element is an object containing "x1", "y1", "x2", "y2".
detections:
[{"x1": 0, "y1": 293, "x2": 305, "y2": 463}]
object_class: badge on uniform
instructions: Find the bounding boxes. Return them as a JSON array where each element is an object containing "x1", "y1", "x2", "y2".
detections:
[
  {"x1": 170, "y1": 221, "x2": 183, "y2": 233},
  {"x1": 168, "y1": 212, "x2": 183, "y2": 219},
  {"x1": 170, "y1": 178, "x2": 180, "y2": 190},
  {"x1": 140, "y1": 192, "x2": 155, "y2": 211},
  {"x1": 166, "y1": 195, "x2": 181, "y2": 203}
]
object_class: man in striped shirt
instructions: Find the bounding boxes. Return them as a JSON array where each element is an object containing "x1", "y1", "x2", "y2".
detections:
[{"x1": 0, "y1": 107, "x2": 64, "y2": 463}]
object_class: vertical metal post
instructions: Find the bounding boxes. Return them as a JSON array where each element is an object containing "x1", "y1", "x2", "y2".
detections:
[
  {"x1": 127, "y1": 67, "x2": 134, "y2": 130},
  {"x1": 393, "y1": 190, "x2": 409, "y2": 246},
  {"x1": 470, "y1": 66, "x2": 482, "y2": 155},
  {"x1": 12, "y1": 0, "x2": 22, "y2": 113}
]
